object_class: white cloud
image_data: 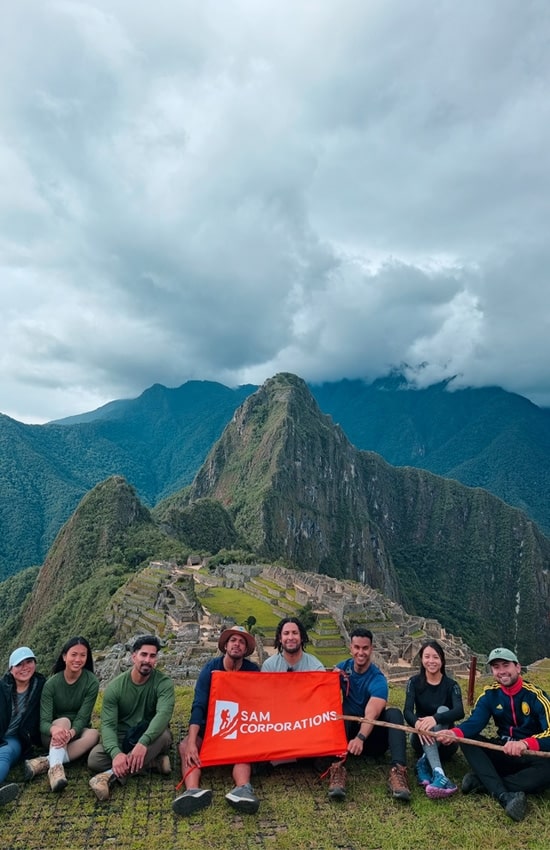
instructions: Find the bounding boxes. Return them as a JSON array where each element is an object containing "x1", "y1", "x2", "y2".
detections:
[{"x1": 1, "y1": 0, "x2": 550, "y2": 421}]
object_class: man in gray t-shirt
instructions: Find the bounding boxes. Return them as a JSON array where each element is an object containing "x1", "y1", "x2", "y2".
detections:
[{"x1": 261, "y1": 617, "x2": 324, "y2": 672}]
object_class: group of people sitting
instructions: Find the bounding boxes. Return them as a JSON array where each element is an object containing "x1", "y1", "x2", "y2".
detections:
[
  {"x1": 0, "y1": 634, "x2": 174, "y2": 807},
  {"x1": 2, "y1": 619, "x2": 550, "y2": 825}
]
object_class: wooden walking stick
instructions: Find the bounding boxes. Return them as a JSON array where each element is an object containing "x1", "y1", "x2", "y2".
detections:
[{"x1": 336, "y1": 714, "x2": 550, "y2": 758}]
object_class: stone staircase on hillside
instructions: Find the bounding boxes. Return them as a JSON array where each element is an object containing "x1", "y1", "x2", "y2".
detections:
[{"x1": 107, "y1": 561, "x2": 201, "y2": 641}]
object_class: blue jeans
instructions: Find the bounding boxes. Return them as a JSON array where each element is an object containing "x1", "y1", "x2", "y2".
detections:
[{"x1": 0, "y1": 737, "x2": 22, "y2": 783}]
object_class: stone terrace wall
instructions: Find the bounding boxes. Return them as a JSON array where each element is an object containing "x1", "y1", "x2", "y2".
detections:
[{"x1": 97, "y1": 560, "x2": 476, "y2": 685}]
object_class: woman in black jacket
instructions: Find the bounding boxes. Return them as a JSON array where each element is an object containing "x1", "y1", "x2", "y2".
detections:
[
  {"x1": 0, "y1": 646, "x2": 45, "y2": 806},
  {"x1": 404, "y1": 640, "x2": 464, "y2": 799}
]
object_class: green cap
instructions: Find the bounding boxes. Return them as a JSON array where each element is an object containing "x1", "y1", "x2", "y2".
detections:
[{"x1": 488, "y1": 647, "x2": 519, "y2": 664}]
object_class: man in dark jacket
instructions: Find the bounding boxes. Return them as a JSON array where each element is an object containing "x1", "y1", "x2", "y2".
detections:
[
  {"x1": 439, "y1": 647, "x2": 550, "y2": 822},
  {"x1": 0, "y1": 646, "x2": 45, "y2": 805},
  {"x1": 172, "y1": 626, "x2": 260, "y2": 817}
]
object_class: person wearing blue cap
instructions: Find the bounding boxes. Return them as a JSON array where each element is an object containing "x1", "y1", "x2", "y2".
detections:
[
  {"x1": 0, "y1": 646, "x2": 45, "y2": 806},
  {"x1": 438, "y1": 647, "x2": 550, "y2": 822}
]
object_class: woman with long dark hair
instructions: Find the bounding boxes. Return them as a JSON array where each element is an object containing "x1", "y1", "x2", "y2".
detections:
[
  {"x1": 0, "y1": 646, "x2": 45, "y2": 806},
  {"x1": 24, "y1": 636, "x2": 99, "y2": 793},
  {"x1": 404, "y1": 640, "x2": 464, "y2": 799}
]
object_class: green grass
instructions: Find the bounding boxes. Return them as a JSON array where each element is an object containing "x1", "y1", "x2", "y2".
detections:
[
  {"x1": 195, "y1": 587, "x2": 282, "y2": 630},
  {"x1": 314, "y1": 646, "x2": 349, "y2": 668},
  {"x1": 4, "y1": 675, "x2": 550, "y2": 849}
]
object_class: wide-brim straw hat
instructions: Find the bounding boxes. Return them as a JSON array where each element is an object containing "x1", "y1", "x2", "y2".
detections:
[{"x1": 218, "y1": 626, "x2": 256, "y2": 656}]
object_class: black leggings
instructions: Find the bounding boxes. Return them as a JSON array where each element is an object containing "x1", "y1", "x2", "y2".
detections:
[
  {"x1": 461, "y1": 738, "x2": 550, "y2": 798},
  {"x1": 346, "y1": 707, "x2": 407, "y2": 766}
]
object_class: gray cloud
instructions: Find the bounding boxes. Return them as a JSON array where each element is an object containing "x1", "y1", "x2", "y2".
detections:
[{"x1": 1, "y1": 0, "x2": 550, "y2": 421}]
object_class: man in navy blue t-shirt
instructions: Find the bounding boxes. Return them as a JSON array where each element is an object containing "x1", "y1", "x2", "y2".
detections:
[
  {"x1": 327, "y1": 628, "x2": 410, "y2": 803},
  {"x1": 172, "y1": 626, "x2": 260, "y2": 818}
]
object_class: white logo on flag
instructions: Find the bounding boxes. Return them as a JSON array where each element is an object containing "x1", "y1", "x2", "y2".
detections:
[{"x1": 212, "y1": 700, "x2": 240, "y2": 739}]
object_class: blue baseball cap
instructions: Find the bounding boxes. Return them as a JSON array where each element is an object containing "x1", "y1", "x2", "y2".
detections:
[{"x1": 9, "y1": 647, "x2": 36, "y2": 669}]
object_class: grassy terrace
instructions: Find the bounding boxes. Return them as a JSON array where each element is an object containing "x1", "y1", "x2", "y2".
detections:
[
  {"x1": 3, "y1": 676, "x2": 550, "y2": 849},
  {"x1": 195, "y1": 587, "x2": 282, "y2": 630},
  {"x1": 194, "y1": 586, "x2": 346, "y2": 667}
]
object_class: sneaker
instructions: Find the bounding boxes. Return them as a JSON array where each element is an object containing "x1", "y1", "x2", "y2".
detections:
[
  {"x1": 388, "y1": 765, "x2": 411, "y2": 801},
  {"x1": 24, "y1": 755, "x2": 50, "y2": 781},
  {"x1": 172, "y1": 788, "x2": 213, "y2": 816},
  {"x1": 150, "y1": 754, "x2": 171, "y2": 775},
  {"x1": 48, "y1": 764, "x2": 68, "y2": 793},
  {"x1": 415, "y1": 755, "x2": 432, "y2": 787},
  {"x1": 499, "y1": 791, "x2": 527, "y2": 822},
  {"x1": 426, "y1": 773, "x2": 458, "y2": 799},
  {"x1": 89, "y1": 772, "x2": 112, "y2": 802},
  {"x1": 461, "y1": 772, "x2": 483, "y2": 795},
  {"x1": 0, "y1": 783, "x2": 20, "y2": 806},
  {"x1": 225, "y1": 783, "x2": 260, "y2": 814},
  {"x1": 327, "y1": 760, "x2": 347, "y2": 800}
]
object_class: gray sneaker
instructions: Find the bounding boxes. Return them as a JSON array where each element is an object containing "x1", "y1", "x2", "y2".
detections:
[
  {"x1": 172, "y1": 788, "x2": 213, "y2": 817},
  {"x1": 0, "y1": 783, "x2": 20, "y2": 806},
  {"x1": 499, "y1": 791, "x2": 527, "y2": 822},
  {"x1": 225, "y1": 783, "x2": 260, "y2": 814}
]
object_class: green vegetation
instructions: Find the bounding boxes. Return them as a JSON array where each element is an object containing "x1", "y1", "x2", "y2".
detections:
[
  {"x1": 207, "y1": 549, "x2": 257, "y2": 567},
  {"x1": 4, "y1": 675, "x2": 550, "y2": 849},
  {"x1": 152, "y1": 497, "x2": 240, "y2": 553},
  {"x1": 311, "y1": 376, "x2": 550, "y2": 535},
  {"x1": 3, "y1": 373, "x2": 550, "y2": 671},
  {"x1": 0, "y1": 478, "x2": 185, "y2": 668},
  {"x1": 297, "y1": 601, "x2": 317, "y2": 631},
  {"x1": 195, "y1": 586, "x2": 281, "y2": 631},
  {"x1": 2, "y1": 374, "x2": 550, "y2": 586}
]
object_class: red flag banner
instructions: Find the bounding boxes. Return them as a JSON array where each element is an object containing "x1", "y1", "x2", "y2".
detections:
[{"x1": 199, "y1": 671, "x2": 348, "y2": 766}]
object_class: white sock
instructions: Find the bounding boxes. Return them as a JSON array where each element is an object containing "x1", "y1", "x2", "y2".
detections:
[
  {"x1": 433, "y1": 767, "x2": 444, "y2": 776},
  {"x1": 49, "y1": 746, "x2": 68, "y2": 767}
]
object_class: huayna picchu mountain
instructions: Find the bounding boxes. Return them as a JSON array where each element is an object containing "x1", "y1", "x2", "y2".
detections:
[{"x1": 182, "y1": 373, "x2": 550, "y2": 662}]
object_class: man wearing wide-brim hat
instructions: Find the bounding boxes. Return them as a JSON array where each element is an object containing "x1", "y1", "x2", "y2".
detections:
[
  {"x1": 438, "y1": 647, "x2": 550, "y2": 822},
  {"x1": 172, "y1": 625, "x2": 260, "y2": 818}
]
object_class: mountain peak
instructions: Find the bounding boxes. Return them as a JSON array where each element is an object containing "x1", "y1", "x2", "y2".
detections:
[
  {"x1": 187, "y1": 375, "x2": 399, "y2": 596},
  {"x1": 17, "y1": 476, "x2": 154, "y2": 651}
]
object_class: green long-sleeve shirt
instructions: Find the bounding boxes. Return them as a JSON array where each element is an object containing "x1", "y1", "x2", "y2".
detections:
[
  {"x1": 100, "y1": 668, "x2": 175, "y2": 759},
  {"x1": 40, "y1": 669, "x2": 99, "y2": 737}
]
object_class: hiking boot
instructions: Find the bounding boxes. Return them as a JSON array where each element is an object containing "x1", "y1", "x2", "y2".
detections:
[
  {"x1": 0, "y1": 783, "x2": 20, "y2": 806},
  {"x1": 24, "y1": 755, "x2": 50, "y2": 781},
  {"x1": 461, "y1": 772, "x2": 483, "y2": 795},
  {"x1": 426, "y1": 773, "x2": 458, "y2": 799},
  {"x1": 89, "y1": 772, "x2": 112, "y2": 801},
  {"x1": 415, "y1": 755, "x2": 432, "y2": 787},
  {"x1": 225, "y1": 783, "x2": 260, "y2": 814},
  {"x1": 150, "y1": 754, "x2": 171, "y2": 775},
  {"x1": 388, "y1": 764, "x2": 411, "y2": 801},
  {"x1": 499, "y1": 791, "x2": 527, "y2": 822},
  {"x1": 172, "y1": 788, "x2": 213, "y2": 816},
  {"x1": 328, "y1": 760, "x2": 347, "y2": 800},
  {"x1": 48, "y1": 764, "x2": 68, "y2": 793}
]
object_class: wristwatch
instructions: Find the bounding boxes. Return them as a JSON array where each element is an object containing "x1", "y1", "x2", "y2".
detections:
[{"x1": 357, "y1": 732, "x2": 367, "y2": 742}]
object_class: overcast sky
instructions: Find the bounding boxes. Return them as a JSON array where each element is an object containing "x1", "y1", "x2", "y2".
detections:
[{"x1": 2, "y1": 1, "x2": 550, "y2": 422}]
